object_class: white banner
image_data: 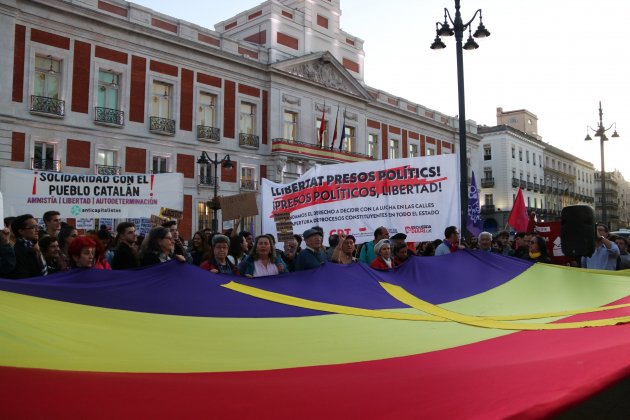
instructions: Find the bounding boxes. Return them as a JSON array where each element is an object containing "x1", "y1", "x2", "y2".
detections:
[
  {"x1": 0, "y1": 169, "x2": 183, "y2": 219},
  {"x1": 262, "y1": 155, "x2": 460, "y2": 244}
]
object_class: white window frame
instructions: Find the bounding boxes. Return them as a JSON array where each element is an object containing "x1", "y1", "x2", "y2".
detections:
[
  {"x1": 238, "y1": 97, "x2": 261, "y2": 137},
  {"x1": 240, "y1": 164, "x2": 258, "y2": 191},
  {"x1": 367, "y1": 132, "x2": 379, "y2": 159},
  {"x1": 283, "y1": 108, "x2": 299, "y2": 141},
  {"x1": 150, "y1": 152, "x2": 172, "y2": 174}
]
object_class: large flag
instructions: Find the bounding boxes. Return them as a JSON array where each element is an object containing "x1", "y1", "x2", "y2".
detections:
[
  {"x1": 330, "y1": 106, "x2": 340, "y2": 150},
  {"x1": 338, "y1": 109, "x2": 347, "y2": 151},
  {"x1": 508, "y1": 187, "x2": 529, "y2": 232},
  {"x1": 466, "y1": 171, "x2": 483, "y2": 237},
  {"x1": 318, "y1": 102, "x2": 326, "y2": 148},
  {"x1": 3, "y1": 254, "x2": 630, "y2": 418}
]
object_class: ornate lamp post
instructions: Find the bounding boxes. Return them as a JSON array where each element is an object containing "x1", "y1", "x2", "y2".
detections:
[
  {"x1": 431, "y1": 0, "x2": 490, "y2": 238},
  {"x1": 197, "y1": 152, "x2": 233, "y2": 232},
  {"x1": 584, "y1": 101, "x2": 619, "y2": 227}
]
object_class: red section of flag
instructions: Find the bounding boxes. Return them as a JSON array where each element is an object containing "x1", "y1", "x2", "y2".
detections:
[
  {"x1": 508, "y1": 188, "x2": 529, "y2": 232},
  {"x1": 318, "y1": 103, "x2": 326, "y2": 147}
]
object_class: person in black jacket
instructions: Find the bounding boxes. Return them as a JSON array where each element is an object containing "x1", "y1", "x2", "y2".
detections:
[
  {"x1": 9, "y1": 214, "x2": 48, "y2": 279},
  {"x1": 139, "y1": 226, "x2": 186, "y2": 266},
  {"x1": 111, "y1": 222, "x2": 140, "y2": 270}
]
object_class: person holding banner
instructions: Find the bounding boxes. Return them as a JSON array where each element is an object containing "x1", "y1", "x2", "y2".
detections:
[
  {"x1": 435, "y1": 226, "x2": 461, "y2": 256},
  {"x1": 238, "y1": 235, "x2": 287, "y2": 278},
  {"x1": 331, "y1": 234, "x2": 357, "y2": 265},
  {"x1": 370, "y1": 239, "x2": 398, "y2": 270},
  {"x1": 9, "y1": 214, "x2": 48, "y2": 279},
  {"x1": 67, "y1": 236, "x2": 99, "y2": 269},
  {"x1": 140, "y1": 227, "x2": 187, "y2": 266},
  {"x1": 525, "y1": 236, "x2": 551, "y2": 264},
  {"x1": 200, "y1": 235, "x2": 239, "y2": 275}
]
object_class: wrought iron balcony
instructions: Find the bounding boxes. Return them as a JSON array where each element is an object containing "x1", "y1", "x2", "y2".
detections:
[
  {"x1": 553, "y1": 188, "x2": 558, "y2": 194},
  {"x1": 31, "y1": 158, "x2": 61, "y2": 172},
  {"x1": 480, "y1": 177, "x2": 494, "y2": 188},
  {"x1": 533, "y1": 183, "x2": 540, "y2": 192},
  {"x1": 239, "y1": 132, "x2": 259, "y2": 149},
  {"x1": 547, "y1": 186, "x2": 552, "y2": 193},
  {"x1": 512, "y1": 178, "x2": 520, "y2": 188},
  {"x1": 480, "y1": 204, "x2": 495, "y2": 214},
  {"x1": 272, "y1": 138, "x2": 375, "y2": 163},
  {"x1": 94, "y1": 107, "x2": 124, "y2": 126},
  {"x1": 198, "y1": 174, "x2": 218, "y2": 186},
  {"x1": 197, "y1": 125, "x2": 221, "y2": 142},
  {"x1": 150, "y1": 116, "x2": 176, "y2": 135},
  {"x1": 96, "y1": 164, "x2": 121, "y2": 175},
  {"x1": 520, "y1": 180, "x2": 527, "y2": 189},
  {"x1": 527, "y1": 182, "x2": 533, "y2": 191},
  {"x1": 30, "y1": 95, "x2": 65, "y2": 117},
  {"x1": 240, "y1": 179, "x2": 258, "y2": 191}
]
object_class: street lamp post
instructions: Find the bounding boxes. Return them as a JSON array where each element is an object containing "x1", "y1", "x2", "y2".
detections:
[
  {"x1": 584, "y1": 101, "x2": 619, "y2": 228},
  {"x1": 197, "y1": 151, "x2": 233, "y2": 232},
  {"x1": 431, "y1": 0, "x2": 489, "y2": 239}
]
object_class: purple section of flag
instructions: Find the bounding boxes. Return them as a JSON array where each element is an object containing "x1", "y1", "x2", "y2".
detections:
[{"x1": 467, "y1": 170, "x2": 483, "y2": 237}]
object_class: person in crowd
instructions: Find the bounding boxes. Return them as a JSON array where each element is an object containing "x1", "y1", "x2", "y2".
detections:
[
  {"x1": 39, "y1": 235, "x2": 66, "y2": 273},
  {"x1": 295, "y1": 228, "x2": 328, "y2": 271},
  {"x1": 279, "y1": 236, "x2": 300, "y2": 272},
  {"x1": 58, "y1": 225, "x2": 78, "y2": 265},
  {"x1": 513, "y1": 232, "x2": 530, "y2": 259},
  {"x1": 391, "y1": 232, "x2": 415, "y2": 258},
  {"x1": 200, "y1": 234, "x2": 239, "y2": 275},
  {"x1": 238, "y1": 235, "x2": 287, "y2": 277},
  {"x1": 111, "y1": 222, "x2": 140, "y2": 270},
  {"x1": 581, "y1": 224, "x2": 620, "y2": 270},
  {"x1": 359, "y1": 227, "x2": 389, "y2": 265},
  {"x1": 87, "y1": 232, "x2": 112, "y2": 270},
  {"x1": 228, "y1": 233, "x2": 249, "y2": 266},
  {"x1": 67, "y1": 235, "x2": 99, "y2": 269},
  {"x1": 493, "y1": 231, "x2": 513, "y2": 256},
  {"x1": 4, "y1": 217, "x2": 16, "y2": 246},
  {"x1": 478, "y1": 231, "x2": 493, "y2": 252},
  {"x1": 162, "y1": 221, "x2": 192, "y2": 263},
  {"x1": 435, "y1": 226, "x2": 460, "y2": 256},
  {"x1": 0, "y1": 225, "x2": 16, "y2": 276},
  {"x1": 140, "y1": 226, "x2": 186, "y2": 266},
  {"x1": 239, "y1": 230, "x2": 254, "y2": 253},
  {"x1": 326, "y1": 233, "x2": 339, "y2": 261},
  {"x1": 331, "y1": 234, "x2": 357, "y2": 265},
  {"x1": 370, "y1": 239, "x2": 397, "y2": 270},
  {"x1": 39, "y1": 210, "x2": 61, "y2": 239},
  {"x1": 526, "y1": 235, "x2": 551, "y2": 263},
  {"x1": 294, "y1": 234, "x2": 303, "y2": 253},
  {"x1": 393, "y1": 242, "x2": 411, "y2": 265},
  {"x1": 616, "y1": 236, "x2": 630, "y2": 270},
  {"x1": 189, "y1": 231, "x2": 207, "y2": 266},
  {"x1": 96, "y1": 225, "x2": 115, "y2": 264},
  {"x1": 8, "y1": 214, "x2": 47, "y2": 278}
]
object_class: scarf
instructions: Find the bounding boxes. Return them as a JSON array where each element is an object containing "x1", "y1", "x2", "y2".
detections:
[{"x1": 529, "y1": 251, "x2": 541, "y2": 260}]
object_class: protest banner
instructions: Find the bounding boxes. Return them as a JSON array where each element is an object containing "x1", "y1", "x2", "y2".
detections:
[
  {"x1": 0, "y1": 169, "x2": 183, "y2": 219},
  {"x1": 261, "y1": 155, "x2": 460, "y2": 244},
  {"x1": 218, "y1": 192, "x2": 259, "y2": 221}
]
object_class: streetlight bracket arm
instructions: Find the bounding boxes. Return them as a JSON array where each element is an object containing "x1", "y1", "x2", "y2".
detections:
[
  {"x1": 443, "y1": 8, "x2": 455, "y2": 25},
  {"x1": 463, "y1": 9, "x2": 483, "y2": 30}
]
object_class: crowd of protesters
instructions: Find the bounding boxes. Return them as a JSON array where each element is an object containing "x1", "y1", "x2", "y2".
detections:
[{"x1": 1, "y1": 210, "x2": 629, "y2": 280}]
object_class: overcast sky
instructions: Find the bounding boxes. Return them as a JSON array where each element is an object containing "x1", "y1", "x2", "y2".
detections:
[{"x1": 132, "y1": 0, "x2": 630, "y2": 180}]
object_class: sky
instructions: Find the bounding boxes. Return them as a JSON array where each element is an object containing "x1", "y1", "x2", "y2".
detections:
[{"x1": 132, "y1": 0, "x2": 630, "y2": 180}]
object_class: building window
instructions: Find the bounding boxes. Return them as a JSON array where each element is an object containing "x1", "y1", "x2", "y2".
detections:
[
  {"x1": 526, "y1": 150, "x2": 530, "y2": 163},
  {"x1": 408, "y1": 143, "x2": 418, "y2": 158},
  {"x1": 484, "y1": 168, "x2": 492, "y2": 179},
  {"x1": 389, "y1": 138, "x2": 399, "y2": 159},
  {"x1": 240, "y1": 165, "x2": 257, "y2": 190},
  {"x1": 240, "y1": 102, "x2": 256, "y2": 135},
  {"x1": 485, "y1": 194, "x2": 493, "y2": 205},
  {"x1": 283, "y1": 110, "x2": 298, "y2": 141},
  {"x1": 511, "y1": 146, "x2": 515, "y2": 159},
  {"x1": 368, "y1": 133, "x2": 378, "y2": 159},
  {"x1": 519, "y1": 149, "x2": 523, "y2": 161},
  {"x1": 98, "y1": 70, "x2": 119, "y2": 109},
  {"x1": 95, "y1": 149, "x2": 119, "y2": 175},
  {"x1": 198, "y1": 92, "x2": 217, "y2": 127},
  {"x1": 32, "y1": 141, "x2": 58, "y2": 171},
  {"x1": 34, "y1": 55, "x2": 60, "y2": 99},
  {"x1": 426, "y1": 146, "x2": 436, "y2": 156},
  {"x1": 532, "y1": 153, "x2": 536, "y2": 166},
  {"x1": 151, "y1": 82, "x2": 172, "y2": 118},
  {"x1": 483, "y1": 145, "x2": 491, "y2": 160},
  {"x1": 340, "y1": 126, "x2": 356, "y2": 153},
  {"x1": 152, "y1": 155, "x2": 170, "y2": 173},
  {"x1": 197, "y1": 201, "x2": 215, "y2": 231}
]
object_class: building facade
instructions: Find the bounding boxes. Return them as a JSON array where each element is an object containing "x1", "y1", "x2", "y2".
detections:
[
  {"x1": 595, "y1": 169, "x2": 630, "y2": 231},
  {"x1": 0, "y1": 0, "x2": 478, "y2": 238}
]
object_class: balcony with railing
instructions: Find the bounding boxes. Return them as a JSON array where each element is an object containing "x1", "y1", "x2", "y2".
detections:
[
  {"x1": 149, "y1": 116, "x2": 176, "y2": 135},
  {"x1": 272, "y1": 138, "x2": 375, "y2": 163},
  {"x1": 94, "y1": 107, "x2": 124, "y2": 126},
  {"x1": 547, "y1": 186, "x2": 552, "y2": 193},
  {"x1": 520, "y1": 180, "x2": 527, "y2": 189},
  {"x1": 96, "y1": 164, "x2": 121, "y2": 175},
  {"x1": 512, "y1": 178, "x2": 520, "y2": 188},
  {"x1": 31, "y1": 158, "x2": 61, "y2": 172},
  {"x1": 527, "y1": 182, "x2": 533, "y2": 191},
  {"x1": 240, "y1": 179, "x2": 258, "y2": 191},
  {"x1": 480, "y1": 204, "x2": 495, "y2": 214},
  {"x1": 239, "y1": 133, "x2": 260, "y2": 149},
  {"x1": 30, "y1": 95, "x2": 65, "y2": 117},
  {"x1": 198, "y1": 175, "x2": 218, "y2": 186},
  {"x1": 197, "y1": 125, "x2": 220, "y2": 142},
  {"x1": 553, "y1": 187, "x2": 558, "y2": 194},
  {"x1": 480, "y1": 177, "x2": 494, "y2": 188},
  {"x1": 533, "y1": 183, "x2": 540, "y2": 192}
]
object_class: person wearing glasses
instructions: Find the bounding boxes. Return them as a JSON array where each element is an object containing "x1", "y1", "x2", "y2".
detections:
[
  {"x1": 8, "y1": 214, "x2": 48, "y2": 278},
  {"x1": 139, "y1": 226, "x2": 186, "y2": 267},
  {"x1": 435, "y1": 226, "x2": 461, "y2": 256},
  {"x1": 112, "y1": 222, "x2": 140, "y2": 270}
]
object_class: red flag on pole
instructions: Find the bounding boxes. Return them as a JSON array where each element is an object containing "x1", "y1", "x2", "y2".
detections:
[
  {"x1": 508, "y1": 188, "x2": 529, "y2": 232},
  {"x1": 318, "y1": 102, "x2": 326, "y2": 148},
  {"x1": 330, "y1": 107, "x2": 340, "y2": 150}
]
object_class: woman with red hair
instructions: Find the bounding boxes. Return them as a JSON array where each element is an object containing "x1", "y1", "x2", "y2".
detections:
[{"x1": 67, "y1": 235, "x2": 111, "y2": 269}]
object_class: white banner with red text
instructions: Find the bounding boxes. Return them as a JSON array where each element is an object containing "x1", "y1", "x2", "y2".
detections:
[
  {"x1": 0, "y1": 168, "x2": 183, "y2": 219},
  {"x1": 261, "y1": 155, "x2": 460, "y2": 244}
]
